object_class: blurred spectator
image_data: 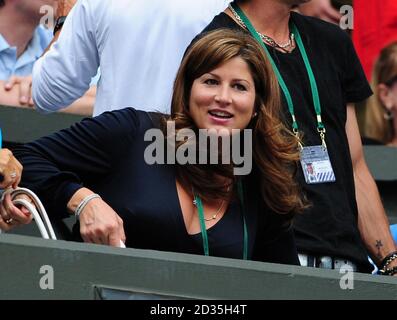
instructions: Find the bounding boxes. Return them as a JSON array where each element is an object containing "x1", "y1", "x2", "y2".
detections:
[
  {"x1": 353, "y1": 0, "x2": 397, "y2": 80},
  {"x1": 0, "y1": 0, "x2": 94, "y2": 115},
  {"x1": 296, "y1": 0, "x2": 341, "y2": 25},
  {"x1": 0, "y1": 0, "x2": 54, "y2": 81},
  {"x1": 0, "y1": 0, "x2": 54, "y2": 106},
  {"x1": 363, "y1": 42, "x2": 397, "y2": 146},
  {"x1": 32, "y1": 0, "x2": 232, "y2": 116}
]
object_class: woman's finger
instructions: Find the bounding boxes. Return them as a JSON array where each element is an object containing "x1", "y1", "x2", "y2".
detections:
[
  {"x1": 4, "y1": 194, "x2": 32, "y2": 224},
  {"x1": 0, "y1": 203, "x2": 13, "y2": 231}
]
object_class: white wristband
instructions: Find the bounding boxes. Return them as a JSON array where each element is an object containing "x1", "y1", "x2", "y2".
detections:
[{"x1": 74, "y1": 194, "x2": 101, "y2": 220}]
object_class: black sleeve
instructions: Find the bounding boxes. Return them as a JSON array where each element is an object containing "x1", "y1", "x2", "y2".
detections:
[
  {"x1": 341, "y1": 32, "x2": 373, "y2": 103},
  {"x1": 13, "y1": 108, "x2": 141, "y2": 219},
  {"x1": 253, "y1": 211, "x2": 300, "y2": 266}
]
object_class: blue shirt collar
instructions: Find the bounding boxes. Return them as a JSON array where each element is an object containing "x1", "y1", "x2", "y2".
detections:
[
  {"x1": 16, "y1": 26, "x2": 48, "y2": 69},
  {"x1": 0, "y1": 26, "x2": 52, "y2": 69},
  {"x1": 0, "y1": 33, "x2": 11, "y2": 53}
]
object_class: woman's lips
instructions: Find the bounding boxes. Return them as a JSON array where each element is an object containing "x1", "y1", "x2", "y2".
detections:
[{"x1": 208, "y1": 110, "x2": 234, "y2": 124}]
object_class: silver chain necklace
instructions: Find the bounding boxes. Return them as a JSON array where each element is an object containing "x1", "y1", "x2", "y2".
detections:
[{"x1": 228, "y1": 4, "x2": 295, "y2": 51}]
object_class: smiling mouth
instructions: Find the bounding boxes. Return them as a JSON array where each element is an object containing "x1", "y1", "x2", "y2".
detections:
[{"x1": 208, "y1": 110, "x2": 234, "y2": 119}]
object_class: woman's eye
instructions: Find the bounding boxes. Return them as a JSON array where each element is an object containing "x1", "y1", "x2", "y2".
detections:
[
  {"x1": 233, "y1": 83, "x2": 247, "y2": 91},
  {"x1": 204, "y1": 79, "x2": 218, "y2": 85}
]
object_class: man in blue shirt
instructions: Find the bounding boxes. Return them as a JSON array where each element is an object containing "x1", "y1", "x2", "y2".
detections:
[{"x1": 0, "y1": 0, "x2": 54, "y2": 104}]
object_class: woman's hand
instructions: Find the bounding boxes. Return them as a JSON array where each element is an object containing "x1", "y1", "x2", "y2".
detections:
[
  {"x1": 68, "y1": 188, "x2": 126, "y2": 247},
  {"x1": 0, "y1": 193, "x2": 33, "y2": 231},
  {"x1": 0, "y1": 149, "x2": 23, "y2": 189}
]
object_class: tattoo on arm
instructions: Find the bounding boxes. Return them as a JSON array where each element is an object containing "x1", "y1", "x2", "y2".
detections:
[{"x1": 375, "y1": 240, "x2": 383, "y2": 260}]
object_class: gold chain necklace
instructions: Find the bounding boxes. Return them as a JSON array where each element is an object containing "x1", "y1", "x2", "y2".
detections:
[
  {"x1": 202, "y1": 199, "x2": 225, "y2": 221},
  {"x1": 192, "y1": 186, "x2": 230, "y2": 221},
  {"x1": 228, "y1": 4, "x2": 295, "y2": 51}
]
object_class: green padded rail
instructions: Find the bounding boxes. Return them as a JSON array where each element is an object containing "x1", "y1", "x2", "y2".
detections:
[
  {"x1": 0, "y1": 234, "x2": 396, "y2": 300},
  {"x1": 0, "y1": 105, "x2": 85, "y2": 144}
]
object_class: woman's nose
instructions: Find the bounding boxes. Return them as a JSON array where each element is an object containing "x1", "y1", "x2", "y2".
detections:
[{"x1": 214, "y1": 85, "x2": 232, "y2": 104}]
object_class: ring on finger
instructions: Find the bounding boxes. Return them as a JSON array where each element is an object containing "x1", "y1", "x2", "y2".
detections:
[
  {"x1": 10, "y1": 171, "x2": 17, "y2": 179},
  {"x1": 5, "y1": 218, "x2": 13, "y2": 224}
]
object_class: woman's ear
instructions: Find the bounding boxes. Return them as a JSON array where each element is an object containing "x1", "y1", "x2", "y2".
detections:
[{"x1": 378, "y1": 83, "x2": 393, "y2": 111}]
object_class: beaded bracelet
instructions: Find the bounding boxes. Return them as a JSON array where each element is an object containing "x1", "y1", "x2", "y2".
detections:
[
  {"x1": 379, "y1": 251, "x2": 397, "y2": 271},
  {"x1": 379, "y1": 266, "x2": 397, "y2": 276}
]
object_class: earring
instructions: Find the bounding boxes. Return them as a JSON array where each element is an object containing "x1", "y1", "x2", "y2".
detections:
[
  {"x1": 384, "y1": 109, "x2": 394, "y2": 121},
  {"x1": 252, "y1": 112, "x2": 258, "y2": 118}
]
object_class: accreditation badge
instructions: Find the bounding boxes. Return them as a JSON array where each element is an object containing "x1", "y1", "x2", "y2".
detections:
[{"x1": 300, "y1": 145, "x2": 336, "y2": 184}]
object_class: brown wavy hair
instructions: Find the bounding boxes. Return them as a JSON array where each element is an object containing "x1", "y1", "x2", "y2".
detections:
[
  {"x1": 166, "y1": 29, "x2": 306, "y2": 214},
  {"x1": 364, "y1": 42, "x2": 397, "y2": 144}
]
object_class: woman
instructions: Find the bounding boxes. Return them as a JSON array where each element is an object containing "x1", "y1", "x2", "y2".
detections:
[
  {"x1": 10, "y1": 29, "x2": 305, "y2": 264},
  {"x1": 363, "y1": 42, "x2": 397, "y2": 146}
]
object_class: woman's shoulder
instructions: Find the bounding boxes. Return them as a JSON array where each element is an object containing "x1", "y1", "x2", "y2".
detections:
[
  {"x1": 96, "y1": 107, "x2": 168, "y2": 130},
  {"x1": 75, "y1": 108, "x2": 169, "y2": 150}
]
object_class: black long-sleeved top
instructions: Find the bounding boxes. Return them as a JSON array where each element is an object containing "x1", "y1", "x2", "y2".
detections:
[{"x1": 14, "y1": 108, "x2": 299, "y2": 265}]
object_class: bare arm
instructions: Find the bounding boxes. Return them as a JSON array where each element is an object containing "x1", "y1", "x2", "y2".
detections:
[
  {"x1": 56, "y1": 86, "x2": 96, "y2": 116},
  {"x1": 0, "y1": 80, "x2": 94, "y2": 116},
  {"x1": 346, "y1": 104, "x2": 397, "y2": 269}
]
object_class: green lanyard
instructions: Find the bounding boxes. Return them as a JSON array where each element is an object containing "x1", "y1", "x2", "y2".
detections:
[
  {"x1": 231, "y1": 2, "x2": 327, "y2": 147},
  {"x1": 194, "y1": 180, "x2": 248, "y2": 260}
]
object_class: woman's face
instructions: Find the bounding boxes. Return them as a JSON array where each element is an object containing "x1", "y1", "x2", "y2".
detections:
[
  {"x1": 189, "y1": 57, "x2": 256, "y2": 134},
  {"x1": 388, "y1": 82, "x2": 397, "y2": 112},
  {"x1": 379, "y1": 79, "x2": 397, "y2": 114}
]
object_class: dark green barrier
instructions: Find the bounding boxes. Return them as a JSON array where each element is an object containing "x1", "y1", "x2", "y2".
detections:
[
  {"x1": 0, "y1": 105, "x2": 85, "y2": 144},
  {"x1": 0, "y1": 234, "x2": 396, "y2": 300}
]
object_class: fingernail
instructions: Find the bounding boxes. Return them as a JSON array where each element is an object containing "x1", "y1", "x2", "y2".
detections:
[
  {"x1": 20, "y1": 96, "x2": 27, "y2": 104},
  {"x1": 5, "y1": 83, "x2": 11, "y2": 89}
]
